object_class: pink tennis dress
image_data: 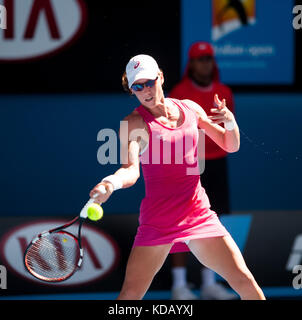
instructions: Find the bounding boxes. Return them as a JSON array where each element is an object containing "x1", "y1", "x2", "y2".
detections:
[{"x1": 133, "y1": 98, "x2": 229, "y2": 253}]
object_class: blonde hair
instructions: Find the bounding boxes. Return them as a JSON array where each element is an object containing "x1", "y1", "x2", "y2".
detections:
[{"x1": 121, "y1": 71, "x2": 132, "y2": 95}]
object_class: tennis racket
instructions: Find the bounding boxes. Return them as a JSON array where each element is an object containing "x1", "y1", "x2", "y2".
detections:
[{"x1": 24, "y1": 186, "x2": 106, "y2": 283}]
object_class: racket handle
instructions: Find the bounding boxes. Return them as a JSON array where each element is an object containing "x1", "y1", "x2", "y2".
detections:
[
  {"x1": 92, "y1": 185, "x2": 107, "y2": 197},
  {"x1": 80, "y1": 185, "x2": 107, "y2": 219}
]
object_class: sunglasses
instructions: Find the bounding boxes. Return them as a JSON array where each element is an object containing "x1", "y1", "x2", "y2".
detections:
[{"x1": 131, "y1": 77, "x2": 158, "y2": 92}]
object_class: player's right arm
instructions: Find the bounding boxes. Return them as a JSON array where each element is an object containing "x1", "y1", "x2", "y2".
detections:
[{"x1": 90, "y1": 111, "x2": 148, "y2": 203}]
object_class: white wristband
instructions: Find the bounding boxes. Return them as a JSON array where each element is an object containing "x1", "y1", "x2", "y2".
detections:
[
  {"x1": 101, "y1": 175, "x2": 123, "y2": 191},
  {"x1": 224, "y1": 120, "x2": 236, "y2": 131}
]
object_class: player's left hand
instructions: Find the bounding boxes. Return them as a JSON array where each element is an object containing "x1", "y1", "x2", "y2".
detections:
[{"x1": 208, "y1": 94, "x2": 235, "y2": 125}]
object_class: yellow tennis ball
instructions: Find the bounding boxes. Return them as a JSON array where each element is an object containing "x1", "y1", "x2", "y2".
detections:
[{"x1": 87, "y1": 203, "x2": 103, "y2": 221}]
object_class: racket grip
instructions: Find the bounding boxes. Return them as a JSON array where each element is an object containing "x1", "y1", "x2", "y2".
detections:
[
  {"x1": 80, "y1": 185, "x2": 107, "y2": 219},
  {"x1": 92, "y1": 185, "x2": 107, "y2": 197}
]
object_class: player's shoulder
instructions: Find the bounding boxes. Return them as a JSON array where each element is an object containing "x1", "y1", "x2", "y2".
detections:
[
  {"x1": 181, "y1": 99, "x2": 206, "y2": 112},
  {"x1": 122, "y1": 109, "x2": 146, "y2": 131},
  {"x1": 180, "y1": 99, "x2": 208, "y2": 119}
]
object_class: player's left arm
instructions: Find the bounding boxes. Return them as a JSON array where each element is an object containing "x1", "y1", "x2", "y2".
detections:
[{"x1": 183, "y1": 94, "x2": 240, "y2": 153}]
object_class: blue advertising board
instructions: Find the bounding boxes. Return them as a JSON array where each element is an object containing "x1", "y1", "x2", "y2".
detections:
[{"x1": 181, "y1": 0, "x2": 295, "y2": 84}]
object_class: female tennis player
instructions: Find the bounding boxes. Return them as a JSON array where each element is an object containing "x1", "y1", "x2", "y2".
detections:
[{"x1": 90, "y1": 54, "x2": 265, "y2": 300}]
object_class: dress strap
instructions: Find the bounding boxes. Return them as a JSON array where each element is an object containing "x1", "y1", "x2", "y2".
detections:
[{"x1": 135, "y1": 105, "x2": 155, "y2": 123}]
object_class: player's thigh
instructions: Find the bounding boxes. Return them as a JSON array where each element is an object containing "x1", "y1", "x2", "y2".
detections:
[
  {"x1": 123, "y1": 244, "x2": 173, "y2": 284},
  {"x1": 188, "y1": 235, "x2": 250, "y2": 280}
]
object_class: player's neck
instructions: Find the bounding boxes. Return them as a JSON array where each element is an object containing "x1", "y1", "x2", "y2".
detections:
[{"x1": 144, "y1": 97, "x2": 175, "y2": 119}]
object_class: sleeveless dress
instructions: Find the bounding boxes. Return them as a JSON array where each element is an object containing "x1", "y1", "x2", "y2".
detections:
[{"x1": 133, "y1": 98, "x2": 229, "y2": 253}]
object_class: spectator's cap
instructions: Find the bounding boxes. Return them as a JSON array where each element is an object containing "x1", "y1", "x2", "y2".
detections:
[
  {"x1": 126, "y1": 54, "x2": 160, "y2": 89},
  {"x1": 188, "y1": 42, "x2": 215, "y2": 59},
  {"x1": 183, "y1": 41, "x2": 219, "y2": 82}
]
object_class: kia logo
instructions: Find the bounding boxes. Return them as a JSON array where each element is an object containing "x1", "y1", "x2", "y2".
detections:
[
  {"x1": 0, "y1": 0, "x2": 87, "y2": 62},
  {"x1": 0, "y1": 220, "x2": 120, "y2": 286}
]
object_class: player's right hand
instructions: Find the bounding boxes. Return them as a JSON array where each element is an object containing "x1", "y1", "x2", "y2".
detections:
[{"x1": 89, "y1": 182, "x2": 113, "y2": 203}]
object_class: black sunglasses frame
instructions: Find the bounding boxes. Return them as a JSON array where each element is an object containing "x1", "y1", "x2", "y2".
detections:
[{"x1": 131, "y1": 77, "x2": 158, "y2": 92}]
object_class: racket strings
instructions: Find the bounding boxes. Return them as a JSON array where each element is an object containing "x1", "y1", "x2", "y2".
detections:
[{"x1": 25, "y1": 232, "x2": 80, "y2": 282}]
